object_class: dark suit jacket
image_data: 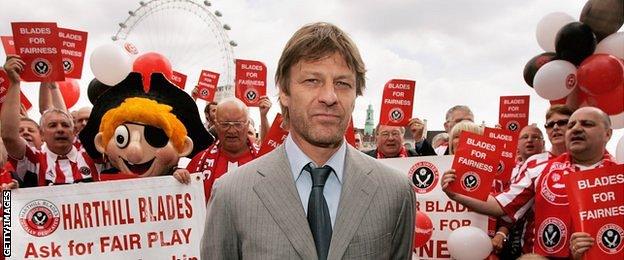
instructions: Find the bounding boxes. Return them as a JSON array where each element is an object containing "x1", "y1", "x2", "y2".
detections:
[{"x1": 201, "y1": 144, "x2": 415, "y2": 259}]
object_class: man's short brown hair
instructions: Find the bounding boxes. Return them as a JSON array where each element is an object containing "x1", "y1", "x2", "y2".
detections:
[
  {"x1": 204, "y1": 101, "x2": 218, "y2": 113},
  {"x1": 275, "y1": 22, "x2": 366, "y2": 96},
  {"x1": 545, "y1": 104, "x2": 574, "y2": 120}
]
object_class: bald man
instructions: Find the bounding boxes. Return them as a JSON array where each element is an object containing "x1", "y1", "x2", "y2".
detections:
[
  {"x1": 185, "y1": 97, "x2": 259, "y2": 201},
  {"x1": 442, "y1": 107, "x2": 617, "y2": 259},
  {"x1": 72, "y1": 106, "x2": 92, "y2": 134}
]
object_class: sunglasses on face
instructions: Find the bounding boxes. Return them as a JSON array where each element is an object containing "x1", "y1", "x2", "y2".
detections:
[{"x1": 544, "y1": 119, "x2": 569, "y2": 129}]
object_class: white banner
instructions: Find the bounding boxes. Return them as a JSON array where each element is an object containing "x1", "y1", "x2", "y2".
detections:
[
  {"x1": 7, "y1": 174, "x2": 206, "y2": 259},
  {"x1": 381, "y1": 155, "x2": 489, "y2": 259}
]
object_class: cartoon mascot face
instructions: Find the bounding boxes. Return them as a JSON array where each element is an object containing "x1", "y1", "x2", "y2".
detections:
[{"x1": 80, "y1": 73, "x2": 213, "y2": 177}]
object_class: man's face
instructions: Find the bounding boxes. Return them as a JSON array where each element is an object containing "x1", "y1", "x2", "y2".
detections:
[
  {"x1": 444, "y1": 109, "x2": 473, "y2": 133},
  {"x1": 19, "y1": 120, "x2": 43, "y2": 149},
  {"x1": 545, "y1": 112, "x2": 570, "y2": 148},
  {"x1": 280, "y1": 52, "x2": 356, "y2": 148},
  {"x1": 376, "y1": 125, "x2": 404, "y2": 157},
  {"x1": 247, "y1": 124, "x2": 257, "y2": 145},
  {"x1": 565, "y1": 109, "x2": 611, "y2": 160},
  {"x1": 73, "y1": 109, "x2": 90, "y2": 134},
  {"x1": 205, "y1": 104, "x2": 217, "y2": 125},
  {"x1": 101, "y1": 123, "x2": 181, "y2": 177},
  {"x1": 215, "y1": 104, "x2": 249, "y2": 154},
  {"x1": 517, "y1": 126, "x2": 545, "y2": 160},
  {"x1": 354, "y1": 133, "x2": 362, "y2": 149},
  {"x1": 41, "y1": 112, "x2": 74, "y2": 153},
  {"x1": 410, "y1": 121, "x2": 425, "y2": 140}
]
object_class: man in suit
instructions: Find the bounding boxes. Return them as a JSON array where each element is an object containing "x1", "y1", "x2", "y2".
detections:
[{"x1": 201, "y1": 22, "x2": 415, "y2": 259}]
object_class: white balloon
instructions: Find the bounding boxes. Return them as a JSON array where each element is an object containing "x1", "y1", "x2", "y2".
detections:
[
  {"x1": 536, "y1": 12, "x2": 575, "y2": 52},
  {"x1": 534, "y1": 60, "x2": 577, "y2": 100},
  {"x1": 447, "y1": 226, "x2": 492, "y2": 260},
  {"x1": 610, "y1": 112, "x2": 624, "y2": 130},
  {"x1": 90, "y1": 43, "x2": 133, "y2": 86},
  {"x1": 596, "y1": 32, "x2": 624, "y2": 60}
]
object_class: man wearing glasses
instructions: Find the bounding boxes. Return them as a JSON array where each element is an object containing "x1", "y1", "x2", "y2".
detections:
[
  {"x1": 495, "y1": 105, "x2": 573, "y2": 254},
  {"x1": 185, "y1": 97, "x2": 259, "y2": 202},
  {"x1": 442, "y1": 106, "x2": 617, "y2": 258},
  {"x1": 365, "y1": 124, "x2": 431, "y2": 158},
  {"x1": 492, "y1": 124, "x2": 545, "y2": 258}
]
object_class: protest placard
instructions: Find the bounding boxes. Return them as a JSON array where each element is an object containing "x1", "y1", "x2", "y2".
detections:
[
  {"x1": 8, "y1": 174, "x2": 206, "y2": 259},
  {"x1": 345, "y1": 118, "x2": 355, "y2": 147},
  {"x1": 566, "y1": 164, "x2": 624, "y2": 260},
  {"x1": 382, "y1": 156, "x2": 489, "y2": 259},
  {"x1": 0, "y1": 69, "x2": 32, "y2": 111},
  {"x1": 170, "y1": 71, "x2": 187, "y2": 89},
  {"x1": 483, "y1": 127, "x2": 518, "y2": 182},
  {"x1": 235, "y1": 59, "x2": 266, "y2": 107},
  {"x1": 499, "y1": 95, "x2": 529, "y2": 133},
  {"x1": 379, "y1": 79, "x2": 415, "y2": 126},
  {"x1": 448, "y1": 131, "x2": 502, "y2": 201},
  {"x1": 1, "y1": 36, "x2": 16, "y2": 55},
  {"x1": 196, "y1": 70, "x2": 219, "y2": 102},
  {"x1": 258, "y1": 113, "x2": 288, "y2": 157},
  {"x1": 11, "y1": 22, "x2": 64, "y2": 82},
  {"x1": 57, "y1": 27, "x2": 88, "y2": 79}
]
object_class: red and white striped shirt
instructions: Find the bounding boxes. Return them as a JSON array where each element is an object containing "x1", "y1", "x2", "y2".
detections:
[
  {"x1": 10, "y1": 144, "x2": 99, "y2": 186},
  {"x1": 496, "y1": 152, "x2": 554, "y2": 222},
  {"x1": 495, "y1": 152, "x2": 616, "y2": 257}
]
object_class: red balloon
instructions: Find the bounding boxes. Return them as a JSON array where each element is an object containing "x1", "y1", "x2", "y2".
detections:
[
  {"x1": 549, "y1": 97, "x2": 567, "y2": 105},
  {"x1": 57, "y1": 79, "x2": 80, "y2": 109},
  {"x1": 414, "y1": 211, "x2": 433, "y2": 249},
  {"x1": 132, "y1": 52, "x2": 173, "y2": 91},
  {"x1": 585, "y1": 83, "x2": 624, "y2": 115},
  {"x1": 577, "y1": 54, "x2": 624, "y2": 95}
]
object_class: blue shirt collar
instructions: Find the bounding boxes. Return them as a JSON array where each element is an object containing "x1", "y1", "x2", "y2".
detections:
[{"x1": 285, "y1": 134, "x2": 345, "y2": 184}]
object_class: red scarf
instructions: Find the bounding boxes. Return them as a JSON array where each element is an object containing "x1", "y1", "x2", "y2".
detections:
[
  {"x1": 376, "y1": 146, "x2": 408, "y2": 159},
  {"x1": 187, "y1": 139, "x2": 258, "y2": 202},
  {"x1": 533, "y1": 152, "x2": 616, "y2": 257}
]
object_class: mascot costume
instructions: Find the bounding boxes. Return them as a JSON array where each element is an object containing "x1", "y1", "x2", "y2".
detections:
[{"x1": 80, "y1": 72, "x2": 213, "y2": 180}]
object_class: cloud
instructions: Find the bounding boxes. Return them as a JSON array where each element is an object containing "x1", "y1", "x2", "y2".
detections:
[{"x1": 0, "y1": 0, "x2": 621, "y2": 153}]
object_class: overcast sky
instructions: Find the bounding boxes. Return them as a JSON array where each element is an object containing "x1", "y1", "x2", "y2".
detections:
[{"x1": 1, "y1": 0, "x2": 622, "y2": 153}]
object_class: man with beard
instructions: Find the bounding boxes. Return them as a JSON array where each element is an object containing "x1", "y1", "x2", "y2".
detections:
[
  {"x1": 182, "y1": 97, "x2": 259, "y2": 202},
  {"x1": 442, "y1": 107, "x2": 616, "y2": 258},
  {"x1": 201, "y1": 22, "x2": 414, "y2": 259},
  {"x1": 2, "y1": 56, "x2": 99, "y2": 186}
]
